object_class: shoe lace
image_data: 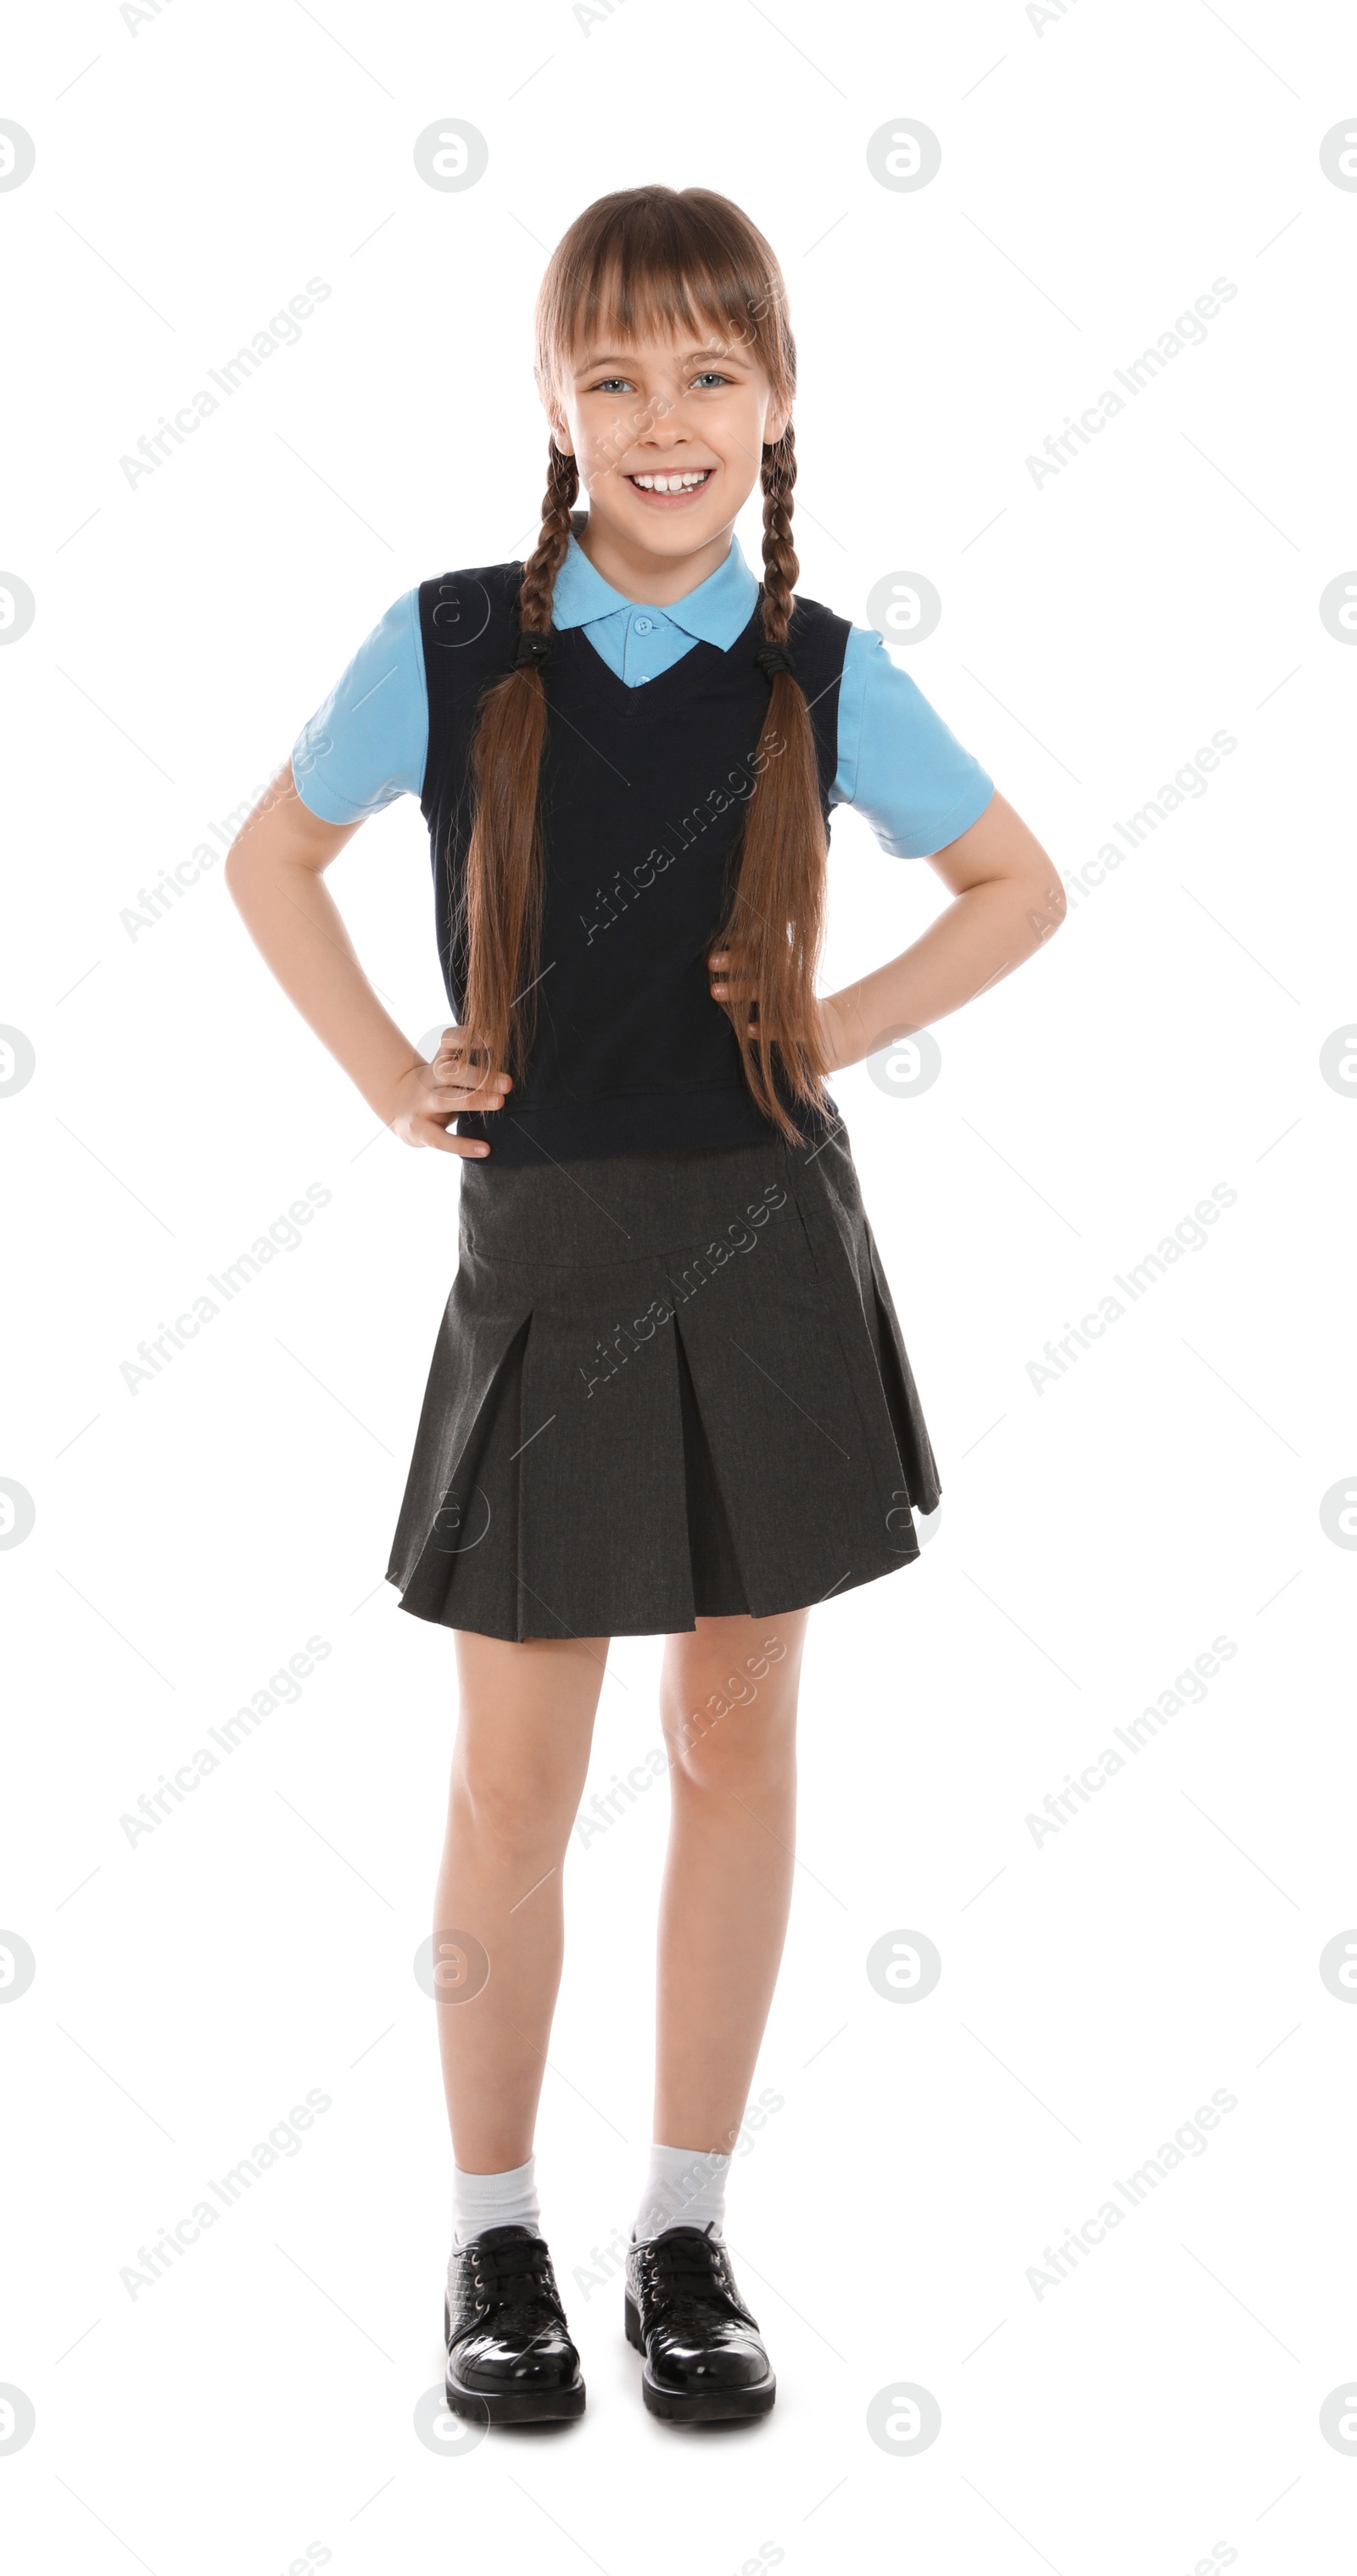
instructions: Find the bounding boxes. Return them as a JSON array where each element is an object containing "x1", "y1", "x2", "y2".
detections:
[
  {"x1": 467, "y1": 2235, "x2": 561, "y2": 2325},
  {"x1": 639, "y1": 2229, "x2": 745, "y2": 2330}
]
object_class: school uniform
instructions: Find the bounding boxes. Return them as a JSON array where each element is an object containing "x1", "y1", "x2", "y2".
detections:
[{"x1": 292, "y1": 517, "x2": 993, "y2": 1642}]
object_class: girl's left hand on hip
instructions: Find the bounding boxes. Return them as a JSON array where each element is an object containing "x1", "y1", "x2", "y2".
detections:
[{"x1": 707, "y1": 949, "x2": 757, "y2": 1030}]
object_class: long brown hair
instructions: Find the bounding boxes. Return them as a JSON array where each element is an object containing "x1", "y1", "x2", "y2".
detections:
[{"x1": 460, "y1": 185, "x2": 831, "y2": 1141}]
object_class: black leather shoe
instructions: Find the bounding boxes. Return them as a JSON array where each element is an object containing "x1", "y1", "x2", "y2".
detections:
[
  {"x1": 624, "y1": 2223, "x2": 775, "y2": 2422},
  {"x1": 444, "y1": 2223, "x2": 585, "y2": 2423}
]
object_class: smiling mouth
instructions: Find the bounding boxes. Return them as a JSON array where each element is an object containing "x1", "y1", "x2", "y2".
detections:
[{"x1": 626, "y1": 469, "x2": 712, "y2": 495}]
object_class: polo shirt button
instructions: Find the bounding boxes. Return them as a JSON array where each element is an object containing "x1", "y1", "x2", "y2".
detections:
[{"x1": 634, "y1": 616, "x2": 653, "y2": 633}]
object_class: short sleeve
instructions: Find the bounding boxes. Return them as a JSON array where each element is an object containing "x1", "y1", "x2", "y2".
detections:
[
  {"x1": 833, "y1": 626, "x2": 995, "y2": 857},
  {"x1": 290, "y1": 588, "x2": 428, "y2": 824}
]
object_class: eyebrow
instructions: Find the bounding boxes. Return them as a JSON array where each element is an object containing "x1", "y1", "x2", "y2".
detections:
[{"x1": 576, "y1": 346, "x2": 749, "y2": 374}]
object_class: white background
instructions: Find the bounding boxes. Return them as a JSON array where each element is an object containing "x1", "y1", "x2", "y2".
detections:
[{"x1": 3, "y1": 2, "x2": 1355, "y2": 2569}]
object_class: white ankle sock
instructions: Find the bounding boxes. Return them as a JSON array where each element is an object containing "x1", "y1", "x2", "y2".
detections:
[
  {"x1": 451, "y1": 2153, "x2": 540, "y2": 2250},
  {"x1": 633, "y1": 2142, "x2": 731, "y2": 2244}
]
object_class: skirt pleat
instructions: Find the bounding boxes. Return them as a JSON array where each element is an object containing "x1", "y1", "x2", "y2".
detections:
[{"x1": 385, "y1": 1123, "x2": 941, "y2": 1642}]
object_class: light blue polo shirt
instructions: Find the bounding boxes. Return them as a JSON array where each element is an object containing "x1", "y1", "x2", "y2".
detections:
[{"x1": 292, "y1": 530, "x2": 995, "y2": 859}]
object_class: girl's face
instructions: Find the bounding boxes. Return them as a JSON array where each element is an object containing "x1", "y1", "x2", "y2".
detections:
[{"x1": 547, "y1": 322, "x2": 790, "y2": 565}]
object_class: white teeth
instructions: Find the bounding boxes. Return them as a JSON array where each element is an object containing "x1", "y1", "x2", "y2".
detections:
[{"x1": 631, "y1": 471, "x2": 709, "y2": 492}]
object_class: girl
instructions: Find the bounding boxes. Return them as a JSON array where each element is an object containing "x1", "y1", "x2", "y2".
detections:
[{"x1": 226, "y1": 186, "x2": 1062, "y2": 2428}]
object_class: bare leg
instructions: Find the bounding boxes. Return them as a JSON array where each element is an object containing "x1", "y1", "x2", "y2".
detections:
[
  {"x1": 434, "y1": 1630, "x2": 608, "y2": 2173},
  {"x1": 653, "y1": 1608, "x2": 809, "y2": 2153}
]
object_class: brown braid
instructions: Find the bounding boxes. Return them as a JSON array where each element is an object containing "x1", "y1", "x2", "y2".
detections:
[
  {"x1": 708, "y1": 422, "x2": 833, "y2": 1140},
  {"x1": 758, "y1": 427, "x2": 798, "y2": 644},
  {"x1": 458, "y1": 439, "x2": 578, "y2": 1083},
  {"x1": 519, "y1": 439, "x2": 578, "y2": 633}
]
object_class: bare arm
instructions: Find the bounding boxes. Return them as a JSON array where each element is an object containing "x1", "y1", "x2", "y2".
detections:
[
  {"x1": 711, "y1": 788, "x2": 1064, "y2": 1071},
  {"x1": 818, "y1": 789, "x2": 1064, "y2": 1068},
  {"x1": 223, "y1": 764, "x2": 510, "y2": 1156}
]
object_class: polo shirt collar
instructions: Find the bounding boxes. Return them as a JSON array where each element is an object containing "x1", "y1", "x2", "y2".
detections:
[{"x1": 551, "y1": 521, "x2": 760, "y2": 650}]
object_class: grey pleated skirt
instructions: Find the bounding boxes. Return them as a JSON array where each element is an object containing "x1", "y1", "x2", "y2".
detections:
[{"x1": 385, "y1": 1122, "x2": 941, "y2": 1642}]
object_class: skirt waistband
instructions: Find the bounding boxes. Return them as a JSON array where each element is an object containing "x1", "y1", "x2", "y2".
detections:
[{"x1": 457, "y1": 1130, "x2": 807, "y2": 1268}]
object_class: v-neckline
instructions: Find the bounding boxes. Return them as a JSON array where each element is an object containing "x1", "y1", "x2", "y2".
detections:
[{"x1": 559, "y1": 606, "x2": 765, "y2": 720}]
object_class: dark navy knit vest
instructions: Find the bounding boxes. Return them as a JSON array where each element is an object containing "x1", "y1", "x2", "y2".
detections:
[{"x1": 417, "y1": 546, "x2": 852, "y2": 1167}]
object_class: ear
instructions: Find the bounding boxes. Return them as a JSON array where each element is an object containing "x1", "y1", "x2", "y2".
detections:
[
  {"x1": 763, "y1": 392, "x2": 792, "y2": 447},
  {"x1": 537, "y1": 371, "x2": 573, "y2": 456}
]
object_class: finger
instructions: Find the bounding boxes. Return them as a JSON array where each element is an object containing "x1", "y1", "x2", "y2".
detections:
[
  {"x1": 428, "y1": 1079, "x2": 509, "y2": 1110},
  {"x1": 422, "y1": 1107, "x2": 502, "y2": 1144},
  {"x1": 413, "y1": 1118, "x2": 490, "y2": 1157},
  {"x1": 436, "y1": 1059, "x2": 512, "y2": 1093},
  {"x1": 433, "y1": 1034, "x2": 501, "y2": 1069},
  {"x1": 430, "y1": 1079, "x2": 512, "y2": 1113},
  {"x1": 433, "y1": 1052, "x2": 502, "y2": 1087},
  {"x1": 420, "y1": 1080, "x2": 507, "y2": 1123}
]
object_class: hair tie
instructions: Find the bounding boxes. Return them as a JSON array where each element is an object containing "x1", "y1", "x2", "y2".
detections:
[
  {"x1": 514, "y1": 629, "x2": 553, "y2": 671},
  {"x1": 755, "y1": 641, "x2": 794, "y2": 680}
]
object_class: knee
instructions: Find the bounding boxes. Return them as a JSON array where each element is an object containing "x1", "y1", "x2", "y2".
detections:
[
  {"x1": 661, "y1": 1689, "x2": 794, "y2": 1798},
  {"x1": 450, "y1": 1753, "x2": 572, "y2": 1860}
]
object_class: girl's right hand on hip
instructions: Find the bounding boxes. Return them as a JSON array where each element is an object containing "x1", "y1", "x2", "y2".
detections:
[{"x1": 389, "y1": 1029, "x2": 512, "y2": 1156}]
